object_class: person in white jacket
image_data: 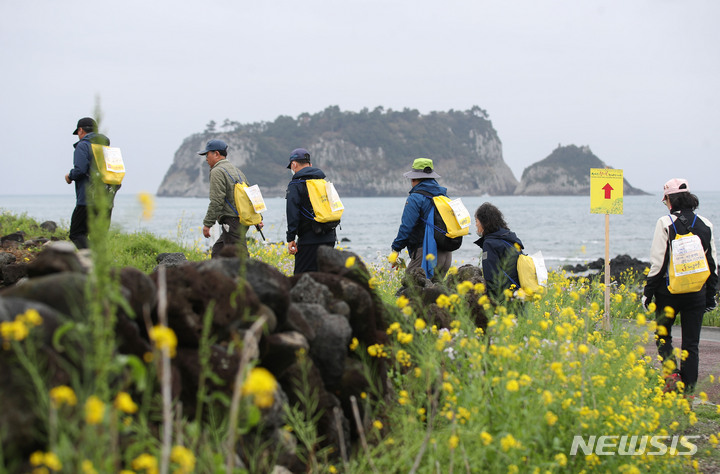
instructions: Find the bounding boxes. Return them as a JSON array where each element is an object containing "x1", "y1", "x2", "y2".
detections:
[{"x1": 642, "y1": 178, "x2": 718, "y2": 393}]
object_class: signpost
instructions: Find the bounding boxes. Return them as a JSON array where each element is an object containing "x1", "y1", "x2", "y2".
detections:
[{"x1": 590, "y1": 168, "x2": 624, "y2": 330}]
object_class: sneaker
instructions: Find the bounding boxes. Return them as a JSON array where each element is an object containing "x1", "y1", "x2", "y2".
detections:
[{"x1": 663, "y1": 373, "x2": 682, "y2": 393}]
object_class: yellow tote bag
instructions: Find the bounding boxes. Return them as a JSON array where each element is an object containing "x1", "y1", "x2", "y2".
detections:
[
  {"x1": 667, "y1": 232, "x2": 710, "y2": 294},
  {"x1": 306, "y1": 179, "x2": 343, "y2": 223},
  {"x1": 91, "y1": 144, "x2": 125, "y2": 185},
  {"x1": 233, "y1": 182, "x2": 263, "y2": 226}
]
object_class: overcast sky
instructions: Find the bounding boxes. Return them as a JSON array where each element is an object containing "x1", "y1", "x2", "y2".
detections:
[{"x1": 1, "y1": 0, "x2": 718, "y2": 198}]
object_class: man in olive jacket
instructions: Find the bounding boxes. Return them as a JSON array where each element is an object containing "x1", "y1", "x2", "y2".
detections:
[{"x1": 199, "y1": 139, "x2": 261, "y2": 259}]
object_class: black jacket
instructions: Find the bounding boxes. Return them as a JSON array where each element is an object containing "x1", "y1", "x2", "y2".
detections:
[{"x1": 475, "y1": 228, "x2": 524, "y2": 295}]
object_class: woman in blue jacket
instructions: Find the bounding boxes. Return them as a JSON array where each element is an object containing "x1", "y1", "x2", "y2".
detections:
[{"x1": 474, "y1": 202, "x2": 524, "y2": 296}]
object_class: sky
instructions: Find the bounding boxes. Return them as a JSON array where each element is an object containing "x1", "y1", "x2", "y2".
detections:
[{"x1": 1, "y1": 0, "x2": 718, "y2": 198}]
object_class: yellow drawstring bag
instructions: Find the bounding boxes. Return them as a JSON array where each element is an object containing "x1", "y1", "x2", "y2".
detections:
[
  {"x1": 91, "y1": 144, "x2": 125, "y2": 185},
  {"x1": 306, "y1": 179, "x2": 344, "y2": 223}
]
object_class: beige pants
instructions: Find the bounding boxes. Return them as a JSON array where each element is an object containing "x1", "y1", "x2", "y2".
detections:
[{"x1": 407, "y1": 247, "x2": 452, "y2": 278}]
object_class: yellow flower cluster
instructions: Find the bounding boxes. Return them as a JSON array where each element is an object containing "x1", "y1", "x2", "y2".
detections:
[
  {"x1": 1, "y1": 308, "x2": 43, "y2": 346},
  {"x1": 367, "y1": 343, "x2": 388, "y2": 358},
  {"x1": 30, "y1": 451, "x2": 62, "y2": 472},
  {"x1": 241, "y1": 367, "x2": 278, "y2": 409},
  {"x1": 149, "y1": 325, "x2": 178, "y2": 358},
  {"x1": 50, "y1": 385, "x2": 78, "y2": 408}
]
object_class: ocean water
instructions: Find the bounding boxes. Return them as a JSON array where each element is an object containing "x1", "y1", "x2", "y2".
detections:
[{"x1": 2, "y1": 192, "x2": 720, "y2": 270}]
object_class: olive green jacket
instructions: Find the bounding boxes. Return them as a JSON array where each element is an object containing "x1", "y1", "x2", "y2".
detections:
[{"x1": 203, "y1": 159, "x2": 248, "y2": 227}]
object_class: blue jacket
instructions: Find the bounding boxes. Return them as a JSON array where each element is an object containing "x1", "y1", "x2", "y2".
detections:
[
  {"x1": 474, "y1": 229, "x2": 524, "y2": 294},
  {"x1": 391, "y1": 179, "x2": 448, "y2": 254},
  {"x1": 285, "y1": 166, "x2": 337, "y2": 245},
  {"x1": 68, "y1": 132, "x2": 110, "y2": 206}
]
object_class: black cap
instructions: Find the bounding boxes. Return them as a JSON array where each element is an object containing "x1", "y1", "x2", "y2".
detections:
[
  {"x1": 73, "y1": 117, "x2": 97, "y2": 135},
  {"x1": 287, "y1": 148, "x2": 310, "y2": 169}
]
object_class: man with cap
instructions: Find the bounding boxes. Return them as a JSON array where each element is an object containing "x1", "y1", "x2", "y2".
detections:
[
  {"x1": 64, "y1": 117, "x2": 114, "y2": 249},
  {"x1": 285, "y1": 148, "x2": 337, "y2": 274},
  {"x1": 199, "y1": 139, "x2": 261, "y2": 259},
  {"x1": 643, "y1": 178, "x2": 718, "y2": 394},
  {"x1": 390, "y1": 158, "x2": 453, "y2": 279}
]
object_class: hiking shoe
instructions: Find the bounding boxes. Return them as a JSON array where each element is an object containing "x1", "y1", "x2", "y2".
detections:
[{"x1": 663, "y1": 373, "x2": 682, "y2": 393}]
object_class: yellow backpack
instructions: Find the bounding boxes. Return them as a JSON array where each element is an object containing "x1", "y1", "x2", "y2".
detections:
[
  {"x1": 517, "y1": 254, "x2": 540, "y2": 292},
  {"x1": 91, "y1": 144, "x2": 125, "y2": 185},
  {"x1": 306, "y1": 179, "x2": 344, "y2": 223},
  {"x1": 223, "y1": 169, "x2": 265, "y2": 226},
  {"x1": 432, "y1": 196, "x2": 471, "y2": 239},
  {"x1": 667, "y1": 215, "x2": 710, "y2": 294}
]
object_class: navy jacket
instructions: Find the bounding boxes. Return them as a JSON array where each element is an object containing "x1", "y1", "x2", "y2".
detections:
[
  {"x1": 475, "y1": 229, "x2": 524, "y2": 294},
  {"x1": 69, "y1": 132, "x2": 110, "y2": 206},
  {"x1": 285, "y1": 166, "x2": 337, "y2": 245},
  {"x1": 391, "y1": 179, "x2": 448, "y2": 255}
]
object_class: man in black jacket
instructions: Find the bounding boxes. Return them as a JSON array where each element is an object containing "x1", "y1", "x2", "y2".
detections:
[{"x1": 285, "y1": 148, "x2": 337, "y2": 274}]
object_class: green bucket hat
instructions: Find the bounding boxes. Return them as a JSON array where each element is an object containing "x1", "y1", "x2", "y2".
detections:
[{"x1": 403, "y1": 158, "x2": 441, "y2": 179}]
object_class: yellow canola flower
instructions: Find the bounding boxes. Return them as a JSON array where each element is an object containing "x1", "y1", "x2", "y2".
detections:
[
  {"x1": 344, "y1": 256, "x2": 356, "y2": 268},
  {"x1": 402, "y1": 305, "x2": 413, "y2": 316},
  {"x1": 81, "y1": 459, "x2": 98, "y2": 474},
  {"x1": 115, "y1": 391, "x2": 139, "y2": 414},
  {"x1": 456, "y1": 280, "x2": 474, "y2": 295},
  {"x1": 18, "y1": 308, "x2": 43, "y2": 326},
  {"x1": 85, "y1": 395, "x2": 106, "y2": 425},
  {"x1": 506, "y1": 380, "x2": 520, "y2": 392},
  {"x1": 170, "y1": 445, "x2": 196, "y2": 474},
  {"x1": 447, "y1": 266, "x2": 458, "y2": 276},
  {"x1": 436, "y1": 294, "x2": 451, "y2": 309},
  {"x1": 414, "y1": 318, "x2": 427, "y2": 331},
  {"x1": 555, "y1": 453, "x2": 568, "y2": 467},
  {"x1": 500, "y1": 434, "x2": 520, "y2": 452},
  {"x1": 149, "y1": 325, "x2": 178, "y2": 358},
  {"x1": 425, "y1": 253, "x2": 435, "y2": 261},
  {"x1": 1, "y1": 319, "x2": 29, "y2": 342},
  {"x1": 449, "y1": 434, "x2": 460, "y2": 450},
  {"x1": 545, "y1": 411, "x2": 558, "y2": 426},
  {"x1": 480, "y1": 431, "x2": 493, "y2": 446},
  {"x1": 50, "y1": 385, "x2": 78, "y2": 408},
  {"x1": 373, "y1": 420, "x2": 383, "y2": 430},
  {"x1": 137, "y1": 192, "x2": 155, "y2": 220},
  {"x1": 349, "y1": 337, "x2": 359, "y2": 351},
  {"x1": 397, "y1": 332, "x2": 413, "y2": 344},
  {"x1": 395, "y1": 295, "x2": 410, "y2": 309},
  {"x1": 132, "y1": 453, "x2": 159, "y2": 474},
  {"x1": 388, "y1": 251, "x2": 399, "y2": 264},
  {"x1": 30, "y1": 451, "x2": 62, "y2": 471},
  {"x1": 241, "y1": 367, "x2": 278, "y2": 409},
  {"x1": 368, "y1": 277, "x2": 378, "y2": 289}
]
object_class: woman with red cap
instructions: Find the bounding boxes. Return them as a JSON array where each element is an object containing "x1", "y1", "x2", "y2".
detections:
[{"x1": 642, "y1": 178, "x2": 718, "y2": 393}]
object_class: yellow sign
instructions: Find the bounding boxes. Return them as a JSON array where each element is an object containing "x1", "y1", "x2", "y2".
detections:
[{"x1": 590, "y1": 168, "x2": 624, "y2": 214}]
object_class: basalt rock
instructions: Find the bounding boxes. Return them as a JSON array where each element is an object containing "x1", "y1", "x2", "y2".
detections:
[{"x1": 27, "y1": 241, "x2": 85, "y2": 277}]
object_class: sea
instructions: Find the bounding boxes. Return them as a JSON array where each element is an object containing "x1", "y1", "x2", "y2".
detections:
[{"x1": 2, "y1": 193, "x2": 720, "y2": 271}]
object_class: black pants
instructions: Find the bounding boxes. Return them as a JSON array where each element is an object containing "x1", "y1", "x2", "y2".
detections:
[
  {"x1": 211, "y1": 217, "x2": 248, "y2": 259},
  {"x1": 294, "y1": 242, "x2": 334, "y2": 275},
  {"x1": 69, "y1": 205, "x2": 115, "y2": 250},
  {"x1": 655, "y1": 291, "x2": 706, "y2": 392},
  {"x1": 69, "y1": 205, "x2": 89, "y2": 249}
]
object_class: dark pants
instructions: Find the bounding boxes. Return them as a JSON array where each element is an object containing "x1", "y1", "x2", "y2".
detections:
[
  {"x1": 294, "y1": 242, "x2": 334, "y2": 275},
  {"x1": 69, "y1": 205, "x2": 114, "y2": 250},
  {"x1": 655, "y1": 291, "x2": 706, "y2": 392},
  {"x1": 211, "y1": 217, "x2": 248, "y2": 259},
  {"x1": 69, "y1": 205, "x2": 89, "y2": 249}
]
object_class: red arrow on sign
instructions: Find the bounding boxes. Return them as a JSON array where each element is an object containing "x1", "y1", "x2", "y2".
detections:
[{"x1": 602, "y1": 183, "x2": 614, "y2": 199}]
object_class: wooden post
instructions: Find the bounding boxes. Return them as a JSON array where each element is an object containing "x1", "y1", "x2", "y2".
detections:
[{"x1": 603, "y1": 214, "x2": 611, "y2": 331}]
